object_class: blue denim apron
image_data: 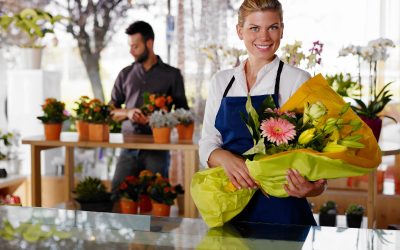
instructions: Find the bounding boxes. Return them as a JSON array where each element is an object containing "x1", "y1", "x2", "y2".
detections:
[{"x1": 215, "y1": 61, "x2": 316, "y2": 226}]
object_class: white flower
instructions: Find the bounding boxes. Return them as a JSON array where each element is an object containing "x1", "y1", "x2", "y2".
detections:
[{"x1": 149, "y1": 110, "x2": 179, "y2": 128}]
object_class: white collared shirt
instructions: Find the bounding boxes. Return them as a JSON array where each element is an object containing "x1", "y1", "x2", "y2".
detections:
[{"x1": 199, "y1": 56, "x2": 311, "y2": 167}]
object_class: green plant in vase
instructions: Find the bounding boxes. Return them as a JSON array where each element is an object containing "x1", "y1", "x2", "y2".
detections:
[
  {"x1": 345, "y1": 204, "x2": 365, "y2": 228},
  {"x1": 74, "y1": 177, "x2": 112, "y2": 212}
]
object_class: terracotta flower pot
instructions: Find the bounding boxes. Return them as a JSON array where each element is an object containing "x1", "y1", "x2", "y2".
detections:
[
  {"x1": 176, "y1": 123, "x2": 194, "y2": 141},
  {"x1": 152, "y1": 127, "x2": 171, "y2": 143},
  {"x1": 88, "y1": 123, "x2": 109, "y2": 142},
  {"x1": 119, "y1": 198, "x2": 138, "y2": 214},
  {"x1": 44, "y1": 123, "x2": 62, "y2": 140},
  {"x1": 139, "y1": 194, "x2": 152, "y2": 214},
  {"x1": 152, "y1": 202, "x2": 170, "y2": 217},
  {"x1": 360, "y1": 116, "x2": 382, "y2": 141},
  {"x1": 76, "y1": 120, "x2": 89, "y2": 141}
]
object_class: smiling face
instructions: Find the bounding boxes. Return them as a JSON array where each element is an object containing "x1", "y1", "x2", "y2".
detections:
[{"x1": 237, "y1": 10, "x2": 283, "y2": 64}]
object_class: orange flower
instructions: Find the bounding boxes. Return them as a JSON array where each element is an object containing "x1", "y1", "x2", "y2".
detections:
[
  {"x1": 139, "y1": 170, "x2": 154, "y2": 177},
  {"x1": 93, "y1": 106, "x2": 101, "y2": 112},
  {"x1": 167, "y1": 96, "x2": 173, "y2": 104},
  {"x1": 155, "y1": 96, "x2": 166, "y2": 108},
  {"x1": 163, "y1": 187, "x2": 171, "y2": 193},
  {"x1": 119, "y1": 182, "x2": 128, "y2": 190},
  {"x1": 149, "y1": 94, "x2": 156, "y2": 103}
]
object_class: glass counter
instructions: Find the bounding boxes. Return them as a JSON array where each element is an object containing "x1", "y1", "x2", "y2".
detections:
[{"x1": 0, "y1": 206, "x2": 399, "y2": 249}]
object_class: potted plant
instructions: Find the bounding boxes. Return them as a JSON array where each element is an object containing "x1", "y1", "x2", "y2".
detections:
[
  {"x1": 173, "y1": 108, "x2": 195, "y2": 141},
  {"x1": 36, "y1": 98, "x2": 69, "y2": 140},
  {"x1": 346, "y1": 204, "x2": 365, "y2": 228},
  {"x1": 115, "y1": 175, "x2": 142, "y2": 214},
  {"x1": 74, "y1": 177, "x2": 112, "y2": 212},
  {"x1": 86, "y1": 98, "x2": 112, "y2": 142},
  {"x1": 0, "y1": 8, "x2": 65, "y2": 69},
  {"x1": 149, "y1": 110, "x2": 178, "y2": 143},
  {"x1": 319, "y1": 200, "x2": 337, "y2": 227},
  {"x1": 147, "y1": 173, "x2": 184, "y2": 217},
  {"x1": 138, "y1": 170, "x2": 155, "y2": 214},
  {"x1": 73, "y1": 96, "x2": 91, "y2": 141}
]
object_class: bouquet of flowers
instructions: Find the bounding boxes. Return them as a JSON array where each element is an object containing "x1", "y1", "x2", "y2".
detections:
[
  {"x1": 115, "y1": 176, "x2": 142, "y2": 202},
  {"x1": 141, "y1": 92, "x2": 173, "y2": 115},
  {"x1": 191, "y1": 74, "x2": 381, "y2": 227},
  {"x1": 86, "y1": 98, "x2": 113, "y2": 124},
  {"x1": 36, "y1": 98, "x2": 69, "y2": 124},
  {"x1": 73, "y1": 96, "x2": 91, "y2": 122}
]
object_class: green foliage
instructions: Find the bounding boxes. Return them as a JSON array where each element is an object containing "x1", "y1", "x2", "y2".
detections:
[
  {"x1": 325, "y1": 73, "x2": 360, "y2": 98},
  {"x1": 75, "y1": 177, "x2": 110, "y2": 202},
  {"x1": 0, "y1": 8, "x2": 65, "y2": 48},
  {"x1": 319, "y1": 200, "x2": 337, "y2": 214},
  {"x1": 346, "y1": 204, "x2": 365, "y2": 215},
  {"x1": 86, "y1": 99, "x2": 112, "y2": 124},
  {"x1": 148, "y1": 174, "x2": 184, "y2": 206},
  {"x1": 73, "y1": 96, "x2": 90, "y2": 121},
  {"x1": 351, "y1": 82, "x2": 396, "y2": 121}
]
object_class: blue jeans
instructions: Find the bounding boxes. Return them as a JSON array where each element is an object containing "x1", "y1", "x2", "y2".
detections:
[{"x1": 111, "y1": 149, "x2": 170, "y2": 195}]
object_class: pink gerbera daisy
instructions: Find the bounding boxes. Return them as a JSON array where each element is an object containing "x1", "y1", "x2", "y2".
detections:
[{"x1": 260, "y1": 117, "x2": 296, "y2": 145}]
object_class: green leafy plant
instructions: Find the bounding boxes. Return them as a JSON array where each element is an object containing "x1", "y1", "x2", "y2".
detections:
[
  {"x1": 36, "y1": 98, "x2": 69, "y2": 124},
  {"x1": 74, "y1": 177, "x2": 110, "y2": 202},
  {"x1": 346, "y1": 204, "x2": 365, "y2": 216},
  {"x1": 73, "y1": 96, "x2": 90, "y2": 121},
  {"x1": 148, "y1": 173, "x2": 184, "y2": 205},
  {"x1": 0, "y1": 8, "x2": 65, "y2": 48},
  {"x1": 351, "y1": 82, "x2": 396, "y2": 121},
  {"x1": 319, "y1": 200, "x2": 337, "y2": 214}
]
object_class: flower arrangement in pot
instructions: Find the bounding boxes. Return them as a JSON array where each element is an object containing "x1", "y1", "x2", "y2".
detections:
[
  {"x1": 86, "y1": 98, "x2": 113, "y2": 142},
  {"x1": 141, "y1": 92, "x2": 174, "y2": 115},
  {"x1": 173, "y1": 108, "x2": 195, "y2": 141},
  {"x1": 147, "y1": 173, "x2": 184, "y2": 216},
  {"x1": 73, "y1": 96, "x2": 90, "y2": 141},
  {"x1": 149, "y1": 110, "x2": 178, "y2": 143},
  {"x1": 346, "y1": 204, "x2": 365, "y2": 228},
  {"x1": 74, "y1": 177, "x2": 112, "y2": 212},
  {"x1": 115, "y1": 175, "x2": 142, "y2": 214},
  {"x1": 318, "y1": 200, "x2": 337, "y2": 227},
  {"x1": 36, "y1": 98, "x2": 69, "y2": 140},
  {"x1": 338, "y1": 38, "x2": 397, "y2": 141}
]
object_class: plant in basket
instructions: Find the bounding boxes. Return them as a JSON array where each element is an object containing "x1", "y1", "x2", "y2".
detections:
[
  {"x1": 116, "y1": 175, "x2": 142, "y2": 214},
  {"x1": 73, "y1": 96, "x2": 91, "y2": 140},
  {"x1": 138, "y1": 170, "x2": 155, "y2": 213},
  {"x1": 173, "y1": 108, "x2": 195, "y2": 140},
  {"x1": 36, "y1": 98, "x2": 69, "y2": 140},
  {"x1": 74, "y1": 177, "x2": 112, "y2": 212},
  {"x1": 149, "y1": 110, "x2": 179, "y2": 143},
  {"x1": 147, "y1": 173, "x2": 184, "y2": 216},
  {"x1": 141, "y1": 92, "x2": 173, "y2": 115},
  {"x1": 86, "y1": 98, "x2": 113, "y2": 142}
]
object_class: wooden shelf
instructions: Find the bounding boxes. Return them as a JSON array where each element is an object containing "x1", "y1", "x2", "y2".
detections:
[{"x1": 0, "y1": 175, "x2": 27, "y2": 189}]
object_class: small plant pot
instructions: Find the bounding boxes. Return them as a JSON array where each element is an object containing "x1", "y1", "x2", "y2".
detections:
[
  {"x1": 76, "y1": 200, "x2": 113, "y2": 212},
  {"x1": 119, "y1": 198, "x2": 138, "y2": 214},
  {"x1": 139, "y1": 195, "x2": 152, "y2": 214},
  {"x1": 346, "y1": 214, "x2": 363, "y2": 228},
  {"x1": 319, "y1": 213, "x2": 337, "y2": 227},
  {"x1": 76, "y1": 120, "x2": 89, "y2": 141},
  {"x1": 176, "y1": 123, "x2": 194, "y2": 141},
  {"x1": 88, "y1": 123, "x2": 109, "y2": 142},
  {"x1": 360, "y1": 116, "x2": 382, "y2": 141},
  {"x1": 152, "y1": 127, "x2": 171, "y2": 143},
  {"x1": 44, "y1": 123, "x2": 62, "y2": 140},
  {"x1": 152, "y1": 202, "x2": 170, "y2": 217}
]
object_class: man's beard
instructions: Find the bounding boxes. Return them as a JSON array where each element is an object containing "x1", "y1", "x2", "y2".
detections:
[{"x1": 136, "y1": 46, "x2": 149, "y2": 63}]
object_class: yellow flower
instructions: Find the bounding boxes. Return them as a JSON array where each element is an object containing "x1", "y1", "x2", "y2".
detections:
[
  {"x1": 322, "y1": 142, "x2": 347, "y2": 153},
  {"x1": 298, "y1": 128, "x2": 316, "y2": 145},
  {"x1": 303, "y1": 101, "x2": 327, "y2": 125}
]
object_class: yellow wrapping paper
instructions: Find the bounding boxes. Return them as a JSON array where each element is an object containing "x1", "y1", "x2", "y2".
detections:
[{"x1": 191, "y1": 74, "x2": 382, "y2": 228}]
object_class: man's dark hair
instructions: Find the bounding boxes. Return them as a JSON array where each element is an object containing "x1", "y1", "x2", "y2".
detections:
[{"x1": 125, "y1": 21, "x2": 155, "y2": 42}]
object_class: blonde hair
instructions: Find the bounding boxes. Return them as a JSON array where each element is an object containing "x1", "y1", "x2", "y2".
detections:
[{"x1": 238, "y1": 0, "x2": 283, "y2": 27}]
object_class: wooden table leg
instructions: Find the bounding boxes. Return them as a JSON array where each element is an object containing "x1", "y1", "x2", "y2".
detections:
[
  {"x1": 31, "y1": 145, "x2": 42, "y2": 207},
  {"x1": 184, "y1": 149, "x2": 199, "y2": 218},
  {"x1": 65, "y1": 146, "x2": 75, "y2": 202},
  {"x1": 367, "y1": 171, "x2": 377, "y2": 228}
]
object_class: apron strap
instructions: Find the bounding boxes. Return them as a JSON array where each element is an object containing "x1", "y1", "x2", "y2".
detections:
[{"x1": 222, "y1": 60, "x2": 284, "y2": 98}]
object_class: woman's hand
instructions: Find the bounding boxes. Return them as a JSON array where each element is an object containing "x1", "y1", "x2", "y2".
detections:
[
  {"x1": 208, "y1": 149, "x2": 257, "y2": 190},
  {"x1": 283, "y1": 168, "x2": 327, "y2": 198}
]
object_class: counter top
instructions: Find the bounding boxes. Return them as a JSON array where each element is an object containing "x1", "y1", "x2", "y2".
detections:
[{"x1": 0, "y1": 206, "x2": 398, "y2": 249}]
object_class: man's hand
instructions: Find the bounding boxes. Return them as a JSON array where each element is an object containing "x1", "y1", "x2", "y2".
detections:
[
  {"x1": 283, "y1": 168, "x2": 327, "y2": 198},
  {"x1": 111, "y1": 109, "x2": 129, "y2": 122},
  {"x1": 127, "y1": 108, "x2": 149, "y2": 125}
]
